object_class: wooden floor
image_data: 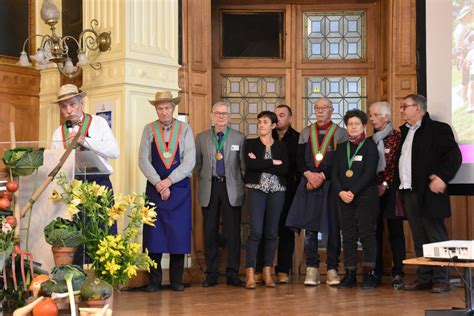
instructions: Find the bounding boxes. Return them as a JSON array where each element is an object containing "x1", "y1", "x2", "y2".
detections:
[{"x1": 112, "y1": 276, "x2": 470, "y2": 315}]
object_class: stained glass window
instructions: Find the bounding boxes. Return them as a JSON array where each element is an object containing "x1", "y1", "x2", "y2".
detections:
[
  {"x1": 304, "y1": 12, "x2": 365, "y2": 60},
  {"x1": 222, "y1": 77, "x2": 285, "y2": 138},
  {"x1": 303, "y1": 76, "x2": 367, "y2": 127}
]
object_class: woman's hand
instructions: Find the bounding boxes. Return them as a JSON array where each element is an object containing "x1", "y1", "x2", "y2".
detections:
[
  {"x1": 272, "y1": 159, "x2": 282, "y2": 165},
  {"x1": 248, "y1": 152, "x2": 256, "y2": 159},
  {"x1": 155, "y1": 178, "x2": 172, "y2": 194},
  {"x1": 339, "y1": 191, "x2": 354, "y2": 204}
]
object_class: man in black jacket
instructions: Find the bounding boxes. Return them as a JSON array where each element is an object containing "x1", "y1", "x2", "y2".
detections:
[{"x1": 394, "y1": 94, "x2": 462, "y2": 293}]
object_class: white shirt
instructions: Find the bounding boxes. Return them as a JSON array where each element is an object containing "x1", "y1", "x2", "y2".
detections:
[
  {"x1": 52, "y1": 114, "x2": 120, "y2": 173},
  {"x1": 398, "y1": 120, "x2": 421, "y2": 190}
]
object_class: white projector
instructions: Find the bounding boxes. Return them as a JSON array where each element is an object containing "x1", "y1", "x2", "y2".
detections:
[{"x1": 423, "y1": 240, "x2": 474, "y2": 261}]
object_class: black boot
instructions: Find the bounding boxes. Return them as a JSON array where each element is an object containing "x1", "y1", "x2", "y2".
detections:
[
  {"x1": 169, "y1": 254, "x2": 185, "y2": 291},
  {"x1": 361, "y1": 270, "x2": 377, "y2": 289},
  {"x1": 338, "y1": 269, "x2": 357, "y2": 289},
  {"x1": 146, "y1": 253, "x2": 162, "y2": 292}
]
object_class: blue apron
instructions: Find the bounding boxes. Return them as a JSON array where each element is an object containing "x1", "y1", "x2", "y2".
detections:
[{"x1": 142, "y1": 140, "x2": 192, "y2": 254}]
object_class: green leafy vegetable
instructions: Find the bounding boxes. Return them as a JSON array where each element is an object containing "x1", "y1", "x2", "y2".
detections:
[
  {"x1": 2, "y1": 147, "x2": 44, "y2": 177},
  {"x1": 51, "y1": 264, "x2": 87, "y2": 291},
  {"x1": 44, "y1": 217, "x2": 86, "y2": 247}
]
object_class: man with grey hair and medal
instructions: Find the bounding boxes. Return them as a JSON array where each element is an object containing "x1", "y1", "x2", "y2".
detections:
[
  {"x1": 139, "y1": 91, "x2": 195, "y2": 292},
  {"x1": 286, "y1": 97, "x2": 347, "y2": 286},
  {"x1": 195, "y1": 101, "x2": 246, "y2": 288}
]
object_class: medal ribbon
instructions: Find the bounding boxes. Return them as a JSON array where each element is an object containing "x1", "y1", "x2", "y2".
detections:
[
  {"x1": 346, "y1": 139, "x2": 366, "y2": 170},
  {"x1": 61, "y1": 113, "x2": 92, "y2": 149},
  {"x1": 309, "y1": 123, "x2": 338, "y2": 167},
  {"x1": 212, "y1": 126, "x2": 230, "y2": 154},
  {"x1": 152, "y1": 119, "x2": 182, "y2": 169}
]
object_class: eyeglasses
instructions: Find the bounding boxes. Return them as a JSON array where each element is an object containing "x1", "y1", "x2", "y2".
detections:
[
  {"x1": 213, "y1": 111, "x2": 229, "y2": 116},
  {"x1": 315, "y1": 106, "x2": 332, "y2": 112},
  {"x1": 400, "y1": 103, "x2": 418, "y2": 111}
]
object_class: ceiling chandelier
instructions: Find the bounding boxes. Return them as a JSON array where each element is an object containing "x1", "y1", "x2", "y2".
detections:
[{"x1": 17, "y1": 0, "x2": 111, "y2": 78}]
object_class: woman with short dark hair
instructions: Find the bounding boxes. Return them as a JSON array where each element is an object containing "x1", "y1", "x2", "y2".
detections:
[
  {"x1": 244, "y1": 111, "x2": 288, "y2": 289},
  {"x1": 332, "y1": 109, "x2": 380, "y2": 289}
]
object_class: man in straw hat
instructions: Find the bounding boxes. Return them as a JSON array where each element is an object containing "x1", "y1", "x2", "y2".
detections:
[
  {"x1": 52, "y1": 84, "x2": 120, "y2": 179},
  {"x1": 52, "y1": 84, "x2": 120, "y2": 263},
  {"x1": 138, "y1": 90, "x2": 195, "y2": 292}
]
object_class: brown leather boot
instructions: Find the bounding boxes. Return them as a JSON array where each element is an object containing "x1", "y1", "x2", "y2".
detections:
[
  {"x1": 263, "y1": 266, "x2": 275, "y2": 287},
  {"x1": 245, "y1": 267, "x2": 256, "y2": 289}
]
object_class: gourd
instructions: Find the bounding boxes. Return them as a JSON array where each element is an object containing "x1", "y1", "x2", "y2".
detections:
[{"x1": 80, "y1": 278, "x2": 113, "y2": 300}]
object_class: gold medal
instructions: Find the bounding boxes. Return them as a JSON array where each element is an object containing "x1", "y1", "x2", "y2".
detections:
[
  {"x1": 345, "y1": 169, "x2": 354, "y2": 178},
  {"x1": 215, "y1": 152, "x2": 223, "y2": 160},
  {"x1": 315, "y1": 152, "x2": 324, "y2": 162},
  {"x1": 163, "y1": 151, "x2": 172, "y2": 159}
]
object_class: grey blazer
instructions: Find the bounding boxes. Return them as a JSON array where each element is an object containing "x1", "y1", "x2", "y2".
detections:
[{"x1": 195, "y1": 127, "x2": 246, "y2": 207}]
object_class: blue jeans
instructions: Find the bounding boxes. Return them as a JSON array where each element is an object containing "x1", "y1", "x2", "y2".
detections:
[{"x1": 245, "y1": 189, "x2": 285, "y2": 268}]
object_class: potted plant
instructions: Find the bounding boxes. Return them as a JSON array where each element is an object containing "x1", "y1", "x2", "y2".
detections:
[
  {"x1": 51, "y1": 173, "x2": 158, "y2": 290},
  {"x1": 44, "y1": 217, "x2": 86, "y2": 265}
]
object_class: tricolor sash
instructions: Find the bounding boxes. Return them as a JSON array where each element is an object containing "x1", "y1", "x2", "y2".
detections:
[
  {"x1": 151, "y1": 119, "x2": 182, "y2": 169},
  {"x1": 61, "y1": 113, "x2": 92, "y2": 149},
  {"x1": 309, "y1": 122, "x2": 338, "y2": 167}
]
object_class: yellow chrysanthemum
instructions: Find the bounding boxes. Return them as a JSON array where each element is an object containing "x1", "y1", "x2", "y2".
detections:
[{"x1": 104, "y1": 258, "x2": 121, "y2": 276}]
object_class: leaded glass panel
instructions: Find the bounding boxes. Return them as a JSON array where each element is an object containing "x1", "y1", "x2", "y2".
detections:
[
  {"x1": 303, "y1": 76, "x2": 367, "y2": 127},
  {"x1": 304, "y1": 12, "x2": 365, "y2": 60},
  {"x1": 222, "y1": 77, "x2": 285, "y2": 138}
]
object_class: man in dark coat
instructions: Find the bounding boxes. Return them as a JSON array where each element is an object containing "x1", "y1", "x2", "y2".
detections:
[{"x1": 394, "y1": 94, "x2": 462, "y2": 293}]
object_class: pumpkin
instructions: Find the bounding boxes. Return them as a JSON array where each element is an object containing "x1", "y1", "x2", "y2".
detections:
[
  {"x1": 81, "y1": 278, "x2": 113, "y2": 301},
  {"x1": 32, "y1": 297, "x2": 58, "y2": 316}
]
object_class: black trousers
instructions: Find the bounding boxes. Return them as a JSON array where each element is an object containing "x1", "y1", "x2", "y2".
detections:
[
  {"x1": 402, "y1": 190, "x2": 449, "y2": 284},
  {"x1": 256, "y1": 189, "x2": 296, "y2": 274},
  {"x1": 375, "y1": 193, "x2": 406, "y2": 278},
  {"x1": 202, "y1": 179, "x2": 242, "y2": 277},
  {"x1": 148, "y1": 253, "x2": 185, "y2": 286},
  {"x1": 338, "y1": 187, "x2": 379, "y2": 270},
  {"x1": 245, "y1": 189, "x2": 285, "y2": 268}
]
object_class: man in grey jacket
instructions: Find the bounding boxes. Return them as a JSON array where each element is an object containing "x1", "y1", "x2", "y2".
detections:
[{"x1": 195, "y1": 101, "x2": 246, "y2": 287}]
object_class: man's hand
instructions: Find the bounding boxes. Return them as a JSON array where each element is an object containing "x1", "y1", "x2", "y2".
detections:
[
  {"x1": 378, "y1": 185, "x2": 386, "y2": 197},
  {"x1": 248, "y1": 152, "x2": 256, "y2": 159},
  {"x1": 304, "y1": 171, "x2": 324, "y2": 188},
  {"x1": 339, "y1": 191, "x2": 354, "y2": 204},
  {"x1": 155, "y1": 178, "x2": 172, "y2": 194},
  {"x1": 66, "y1": 131, "x2": 84, "y2": 146},
  {"x1": 272, "y1": 159, "x2": 282, "y2": 165},
  {"x1": 160, "y1": 188, "x2": 171, "y2": 201},
  {"x1": 429, "y1": 174, "x2": 446, "y2": 194}
]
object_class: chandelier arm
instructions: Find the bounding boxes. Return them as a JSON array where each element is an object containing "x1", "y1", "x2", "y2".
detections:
[
  {"x1": 61, "y1": 35, "x2": 82, "y2": 56},
  {"x1": 57, "y1": 62, "x2": 82, "y2": 78},
  {"x1": 21, "y1": 35, "x2": 47, "y2": 52},
  {"x1": 89, "y1": 62, "x2": 102, "y2": 71},
  {"x1": 78, "y1": 29, "x2": 101, "y2": 52}
]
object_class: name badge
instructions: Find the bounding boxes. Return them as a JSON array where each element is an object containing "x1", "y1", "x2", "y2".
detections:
[
  {"x1": 231, "y1": 145, "x2": 240, "y2": 151},
  {"x1": 384, "y1": 148, "x2": 390, "y2": 153},
  {"x1": 354, "y1": 155, "x2": 363, "y2": 161}
]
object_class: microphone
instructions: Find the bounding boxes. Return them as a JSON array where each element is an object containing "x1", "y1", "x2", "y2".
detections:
[{"x1": 65, "y1": 119, "x2": 74, "y2": 132}]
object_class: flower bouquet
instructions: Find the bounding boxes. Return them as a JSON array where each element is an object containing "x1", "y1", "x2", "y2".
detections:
[{"x1": 51, "y1": 173, "x2": 157, "y2": 289}]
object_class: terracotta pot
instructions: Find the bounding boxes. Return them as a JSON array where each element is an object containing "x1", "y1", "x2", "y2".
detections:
[
  {"x1": 51, "y1": 246, "x2": 76, "y2": 266},
  {"x1": 84, "y1": 293, "x2": 113, "y2": 309}
]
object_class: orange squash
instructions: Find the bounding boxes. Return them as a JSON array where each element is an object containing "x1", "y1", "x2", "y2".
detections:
[
  {"x1": 29, "y1": 274, "x2": 50, "y2": 291},
  {"x1": 32, "y1": 297, "x2": 58, "y2": 316}
]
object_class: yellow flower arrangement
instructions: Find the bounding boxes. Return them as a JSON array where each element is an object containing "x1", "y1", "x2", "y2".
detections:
[{"x1": 51, "y1": 173, "x2": 157, "y2": 288}]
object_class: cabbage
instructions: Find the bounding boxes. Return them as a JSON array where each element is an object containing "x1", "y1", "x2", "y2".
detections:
[
  {"x1": 51, "y1": 264, "x2": 87, "y2": 291},
  {"x1": 44, "y1": 217, "x2": 86, "y2": 247}
]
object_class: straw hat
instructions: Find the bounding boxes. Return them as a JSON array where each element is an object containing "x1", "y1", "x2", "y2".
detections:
[
  {"x1": 56, "y1": 84, "x2": 87, "y2": 103},
  {"x1": 457, "y1": 6, "x2": 471, "y2": 20},
  {"x1": 148, "y1": 91, "x2": 181, "y2": 106}
]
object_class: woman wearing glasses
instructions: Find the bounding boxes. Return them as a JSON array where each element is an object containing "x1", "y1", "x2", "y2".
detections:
[
  {"x1": 332, "y1": 109, "x2": 379, "y2": 289},
  {"x1": 244, "y1": 111, "x2": 288, "y2": 289}
]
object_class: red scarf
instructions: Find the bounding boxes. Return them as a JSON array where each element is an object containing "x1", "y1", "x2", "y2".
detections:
[{"x1": 348, "y1": 133, "x2": 365, "y2": 145}]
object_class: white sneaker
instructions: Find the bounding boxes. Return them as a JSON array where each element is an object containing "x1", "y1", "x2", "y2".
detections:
[
  {"x1": 304, "y1": 267, "x2": 320, "y2": 286},
  {"x1": 326, "y1": 269, "x2": 341, "y2": 286}
]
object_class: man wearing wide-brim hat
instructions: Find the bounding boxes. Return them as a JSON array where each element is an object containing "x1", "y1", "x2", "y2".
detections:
[
  {"x1": 138, "y1": 90, "x2": 195, "y2": 292},
  {"x1": 51, "y1": 84, "x2": 120, "y2": 262}
]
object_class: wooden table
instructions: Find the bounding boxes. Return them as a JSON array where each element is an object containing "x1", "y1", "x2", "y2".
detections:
[{"x1": 403, "y1": 257, "x2": 474, "y2": 315}]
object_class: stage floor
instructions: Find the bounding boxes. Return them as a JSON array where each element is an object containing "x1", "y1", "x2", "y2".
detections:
[{"x1": 113, "y1": 276, "x2": 469, "y2": 315}]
